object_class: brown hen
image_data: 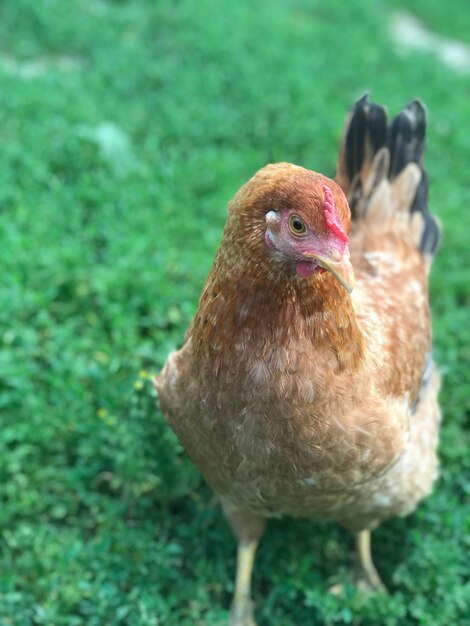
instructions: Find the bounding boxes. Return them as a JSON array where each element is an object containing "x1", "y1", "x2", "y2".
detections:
[{"x1": 155, "y1": 97, "x2": 441, "y2": 625}]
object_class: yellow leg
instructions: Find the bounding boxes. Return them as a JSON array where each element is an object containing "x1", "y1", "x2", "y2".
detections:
[
  {"x1": 230, "y1": 540, "x2": 259, "y2": 626},
  {"x1": 355, "y1": 529, "x2": 385, "y2": 592}
]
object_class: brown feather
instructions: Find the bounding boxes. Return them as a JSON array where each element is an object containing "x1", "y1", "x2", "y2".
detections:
[{"x1": 155, "y1": 157, "x2": 439, "y2": 528}]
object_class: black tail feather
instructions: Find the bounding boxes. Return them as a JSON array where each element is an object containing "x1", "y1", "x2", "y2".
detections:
[
  {"x1": 338, "y1": 96, "x2": 440, "y2": 258},
  {"x1": 344, "y1": 94, "x2": 387, "y2": 185},
  {"x1": 389, "y1": 100, "x2": 426, "y2": 178}
]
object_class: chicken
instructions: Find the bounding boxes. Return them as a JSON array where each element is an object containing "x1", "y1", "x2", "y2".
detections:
[{"x1": 154, "y1": 96, "x2": 441, "y2": 625}]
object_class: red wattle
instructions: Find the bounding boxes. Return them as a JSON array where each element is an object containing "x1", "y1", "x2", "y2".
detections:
[{"x1": 296, "y1": 261, "x2": 317, "y2": 277}]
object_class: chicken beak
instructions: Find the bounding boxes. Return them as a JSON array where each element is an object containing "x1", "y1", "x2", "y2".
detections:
[{"x1": 303, "y1": 250, "x2": 355, "y2": 293}]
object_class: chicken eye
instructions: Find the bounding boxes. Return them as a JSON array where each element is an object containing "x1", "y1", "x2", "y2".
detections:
[{"x1": 289, "y1": 215, "x2": 307, "y2": 236}]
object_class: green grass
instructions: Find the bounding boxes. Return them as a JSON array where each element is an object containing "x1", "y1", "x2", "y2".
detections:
[{"x1": 0, "y1": 0, "x2": 469, "y2": 624}]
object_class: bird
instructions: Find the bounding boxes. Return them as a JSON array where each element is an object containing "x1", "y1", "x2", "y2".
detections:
[{"x1": 154, "y1": 96, "x2": 441, "y2": 626}]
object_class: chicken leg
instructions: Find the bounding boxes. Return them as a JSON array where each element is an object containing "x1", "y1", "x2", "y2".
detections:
[
  {"x1": 230, "y1": 539, "x2": 259, "y2": 626},
  {"x1": 354, "y1": 529, "x2": 385, "y2": 592},
  {"x1": 221, "y1": 504, "x2": 266, "y2": 626}
]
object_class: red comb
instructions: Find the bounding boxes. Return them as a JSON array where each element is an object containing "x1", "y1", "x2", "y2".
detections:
[{"x1": 323, "y1": 185, "x2": 349, "y2": 243}]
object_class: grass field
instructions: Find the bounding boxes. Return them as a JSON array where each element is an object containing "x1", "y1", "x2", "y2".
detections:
[{"x1": 0, "y1": 0, "x2": 469, "y2": 624}]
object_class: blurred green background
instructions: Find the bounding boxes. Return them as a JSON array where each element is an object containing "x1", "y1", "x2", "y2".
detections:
[{"x1": 0, "y1": 0, "x2": 469, "y2": 624}]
